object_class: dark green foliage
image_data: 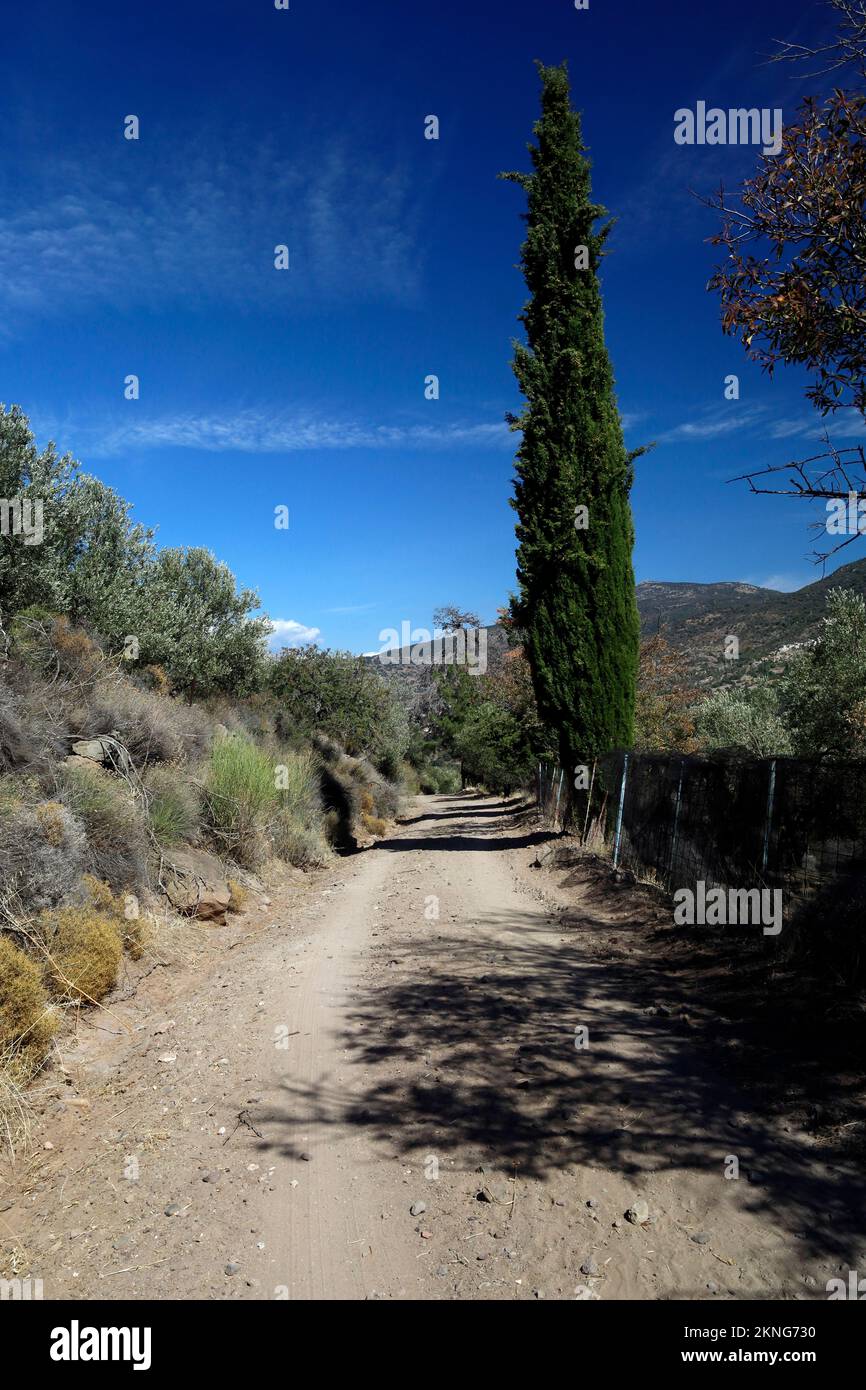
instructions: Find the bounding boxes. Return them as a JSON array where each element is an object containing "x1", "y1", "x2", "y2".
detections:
[
  {"x1": 0, "y1": 404, "x2": 270, "y2": 699},
  {"x1": 269, "y1": 646, "x2": 409, "y2": 768},
  {"x1": 502, "y1": 64, "x2": 640, "y2": 766}
]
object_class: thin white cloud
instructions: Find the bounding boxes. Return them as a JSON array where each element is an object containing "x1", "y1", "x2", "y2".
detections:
[
  {"x1": 324, "y1": 602, "x2": 377, "y2": 614},
  {"x1": 0, "y1": 130, "x2": 426, "y2": 324},
  {"x1": 657, "y1": 405, "x2": 766, "y2": 444},
  {"x1": 768, "y1": 413, "x2": 866, "y2": 442},
  {"x1": 33, "y1": 409, "x2": 512, "y2": 457},
  {"x1": 268, "y1": 619, "x2": 320, "y2": 650}
]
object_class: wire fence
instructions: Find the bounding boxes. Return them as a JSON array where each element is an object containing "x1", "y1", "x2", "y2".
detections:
[{"x1": 537, "y1": 752, "x2": 866, "y2": 894}]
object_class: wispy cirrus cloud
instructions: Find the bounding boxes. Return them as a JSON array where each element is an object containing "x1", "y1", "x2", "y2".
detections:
[
  {"x1": 656, "y1": 405, "x2": 767, "y2": 444},
  {"x1": 0, "y1": 129, "x2": 427, "y2": 326},
  {"x1": 767, "y1": 413, "x2": 866, "y2": 443},
  {"x1": 33, "y1": 408, "x2": 512, "y2": 457},
  {"x1": 324, "y1": 602, "x2": 377, "y2": 614}
]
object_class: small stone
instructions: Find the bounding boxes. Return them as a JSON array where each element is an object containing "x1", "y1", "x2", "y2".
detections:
[
  {"x1": 625, "y1": 1200, "x2": 650, "y2": 1225},
  {"x1": 435, "y1": 1265, "x2": 449, "y2": 1278},
  {"x1": 580, "y1": 1257, "x2": 600, "y2": 1277},
  {"x1": 612, "y1": 1219, "x2": 623, "y2": 1229},
  {"x1": 225, "y1": 1262, "x2": 240, "y2": 1276},
  {"x1": 43, "y1": 1141, "x2": 54, "y2": 1151},
  {"x1": 202, "y1": 1171, "x2": 222, "y2": 1184},
  {"x1": 164, "y1": 1203, "x2": 183, "y2": 1217},
  {"x1": 691, "y1": 1232, "x2": 711, "y2": 1245},
  {"x1": 707, "y1": 1281, "x2": 719, "y2": 1294},
  {"x1": 420, "y1": 1230, "x2": 433, "y2": 1239},
  {"x1": 299, "y1": 1152, "x2": 313, "y2": 1162},
  {"x1": 585, "y1": 1198, "x2": 598, "y2": 1209},
  {"x1": 410, "y1": 1201, "x2": 427, "y2": 1217}
]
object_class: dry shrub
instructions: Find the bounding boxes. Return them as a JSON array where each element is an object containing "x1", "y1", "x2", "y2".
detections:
[
  {"x1": 57, "y1": 760, "x2": 148, "y2": 892},
  {"x1": 0, "y1": 799, "x2": 87, "y2": 912},
  {"x1": 80, "y1": 874, "x2": 145, "y2": 960},
  {"x1": 0, "y1": 935, "x2": 59, "y2": 1081},
  {"x1": 37, "y1": 904, "x2": 123, "y2": 1003},
  {"x1": 273, "y1": 817, "x2": 331, "y2": 868},
  {"x1": 227, "y1": 878, "x2": 249, "y2": 913},
  {"x1": 11, "y1": 613, "x2": 104, "y2": 685},
  {"x1": 141, "y1": 665, "x2": 171, "y2": 696},
  {"x1": 84, "y1": 678, "x2": 213, "y2": 767},
  {"x1": 0, "y1": 681, "x2": 42, "y2": 773}
]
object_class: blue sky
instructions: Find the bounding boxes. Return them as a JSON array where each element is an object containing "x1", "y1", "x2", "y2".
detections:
[{"x1": 1, "y1": 0, "x2": 859, "y2": 653}]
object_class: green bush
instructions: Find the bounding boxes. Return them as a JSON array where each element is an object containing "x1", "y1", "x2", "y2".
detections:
[
  {"x1": 57, "y1": 760, "x2": 149, "y2": 891},
  {"x1": 271, "y1": 748, "x2": 330, "y2": 867},
  {"x1": 201, "y1": 735, "x2": 277, "y2": 868},
  {"x1": 143, "y1": 765, "x2": 201, "y2": 846}
]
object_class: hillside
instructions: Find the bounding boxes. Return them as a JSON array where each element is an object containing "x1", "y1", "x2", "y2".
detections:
[{"x1": 636, "y1": 557, "x2": 866, "y2": 686}]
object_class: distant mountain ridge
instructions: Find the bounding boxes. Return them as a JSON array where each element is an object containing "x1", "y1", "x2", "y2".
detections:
[
  {"x1": 637, "y1": 556, "x2": 866, "y2": 685},
  {"x1": 361, "y1": 558, "x2": 866, "y2": 710}
]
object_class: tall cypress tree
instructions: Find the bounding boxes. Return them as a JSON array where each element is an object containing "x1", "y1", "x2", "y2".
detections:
[{"x1": 502, "y1": 62, "x2": 641, "y2": 769}]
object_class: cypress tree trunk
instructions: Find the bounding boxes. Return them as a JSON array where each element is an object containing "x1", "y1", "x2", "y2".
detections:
[{"x1": 502, "y1": 62, "x2": 640, "y2": 770}]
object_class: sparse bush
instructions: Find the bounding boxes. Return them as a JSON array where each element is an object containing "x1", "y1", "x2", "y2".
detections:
[
  {"x1": 57, "y1": 761, "x2": 148, "y2": 891},
  {"x1": 271, "y1": 748, "x2": 330, "y2": 867},
  {"x1": 273, "y1": 816, "x2": 331, "y2": 867},
  {"x1": 399, "y1": 761, "x2": 421, "y2": 796},
  {"x1": 80, "y1": 874, "x2": 145, "y2": 960},
  {"x1": 0, "y1": 799, "x2": 87, "y2": 912},
  {"x1": 227, "y1": 878, "x2": 249, "y2": 913},
  {"x1": 84, "y1": 678, "x2": 213, "y2": 766},
  {"x1": 0, "y1": 934, "x2": 59, "y2": 1081},
  {"x1": 10, "y1": 612, "x2": 105, "y2": 685},
  {"x1": 0, "y1": 674, "x2": 64, "y2": 773},
  {"x1": 143, "y1": 765, "x2": 200, "y2": 846},
  {"x1": 319, "y1": 761, "x2": 359, "y2": 851},
  {"x1": 418, "y1": 763, "x2": 462, "y2": 794},
  {"x1": 695, "y1": 683, "x2": 792, "y2": 759}
]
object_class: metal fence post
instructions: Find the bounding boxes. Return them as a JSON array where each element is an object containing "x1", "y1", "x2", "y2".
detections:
[
  {"x1": 761, "y1": 759, "x2": 777, "y2": 878},
  {"x1": 612, "y1": 753, "x2": 630, "y2": 869},
  {"x1": 669, "y1": 759, "x2": 685, "y2": 880},
  {"x1": 553, "y1": 765, "x2": 564, "y2": 827}
]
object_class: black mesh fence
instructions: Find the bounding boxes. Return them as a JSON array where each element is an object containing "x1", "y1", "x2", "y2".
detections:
[{"x1": 537, "y1": 753, "x2": 866, "y2": 894}]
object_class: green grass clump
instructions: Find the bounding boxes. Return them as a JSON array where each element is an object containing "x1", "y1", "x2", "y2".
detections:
[
  {"x1": 144, "y1": 765, "x2": 201, "y2": 846},
  {"x1": 202, "y1": 735, "x2": 277, "y2": 868}
]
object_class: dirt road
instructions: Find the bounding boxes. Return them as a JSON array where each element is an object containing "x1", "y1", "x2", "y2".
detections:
[{"x1": 3, "y1": 794, "x2": 863, "y2": 1300}]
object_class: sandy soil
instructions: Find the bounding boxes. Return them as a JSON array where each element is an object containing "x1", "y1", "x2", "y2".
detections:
[{"x1": 2, "y1": 793, "x2": 863, "y2": 1301}]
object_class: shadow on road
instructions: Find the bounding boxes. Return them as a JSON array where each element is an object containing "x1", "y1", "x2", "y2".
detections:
[{"x1": 251, "y1": 800, "x2": 866, "y2": 1269}]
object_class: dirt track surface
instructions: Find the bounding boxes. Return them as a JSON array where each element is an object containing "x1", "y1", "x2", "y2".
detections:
[{"x1": 3, "y1": 793, "x2": 864, "y2": 1301}]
